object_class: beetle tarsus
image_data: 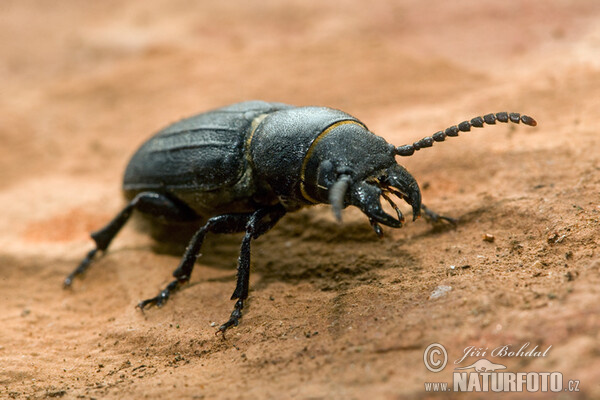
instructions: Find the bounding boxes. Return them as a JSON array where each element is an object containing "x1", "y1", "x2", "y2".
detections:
[
  {"x1": 137, "y1": 279, "x2": 185, "y2": 310},
  {"x1": 216, "y1": 299, "x2": 244, "y2": 337},
  {"x1": 64, "y1": 248, "x2": 99, "y2": 287},
  {"x1": 421, "y1": 204, "x2": 458, "y2": 226}
]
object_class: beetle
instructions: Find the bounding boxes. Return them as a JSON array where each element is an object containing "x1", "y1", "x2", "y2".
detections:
[{"x1": 65, "y1": 100, "x2": 536, "y2": 334}]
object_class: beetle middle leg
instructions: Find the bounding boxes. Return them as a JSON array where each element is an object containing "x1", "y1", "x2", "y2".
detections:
[
  {"x1": 217, "y1": 204, "x2": 287, "y2": 335},
  {"x1": 65, "y1": 191, "x2": 198, "y2": 287},
  {"x1": 137, "y1": 204, "x2": 286, "y2": 316},
  {"x1": 136, "y1": 213, "x2": 253, "y2": 309}
]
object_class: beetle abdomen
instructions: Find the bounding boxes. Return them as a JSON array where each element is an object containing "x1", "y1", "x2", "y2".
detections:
[
  {"x1": 123, "y1": 101, "x2": 291, "y2": 194},
  {"x1": 124, "y1": 122, "x2": 243, "y2": 192},
  {"x1": 122, "y1": 101, "x2": 292, "y2": 216}
]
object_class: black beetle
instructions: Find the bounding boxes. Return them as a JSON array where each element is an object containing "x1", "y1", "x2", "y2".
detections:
[{"x1": 65, "y1": 100, "x2": 536, "y2": 334}]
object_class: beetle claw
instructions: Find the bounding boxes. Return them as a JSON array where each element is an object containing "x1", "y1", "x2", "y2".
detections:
[
  {"x1": 216, "y1": 299, "x2": 244, "y2": 338},
  {"x1": 137, "y1": 278, "x2": 184, "y2": 311},
  {"x1": 64, "y1": 248, "x2": 100, "y2": 288},
  {"x1": 421, "y1": 204, "x2": 458, "y2": 226},
  {"x1": 136, "y1": 298, "x2": 156, "y2": 311}
]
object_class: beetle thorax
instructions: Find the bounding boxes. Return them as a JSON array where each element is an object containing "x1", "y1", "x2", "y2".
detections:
[{"x1": 249, "y1": 106, "x2": 385, "y2": 208}]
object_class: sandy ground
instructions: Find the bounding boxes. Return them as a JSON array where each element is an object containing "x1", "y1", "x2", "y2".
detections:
[{"x1": 1, "y1": 0, "x2": 600, "y2": 399}]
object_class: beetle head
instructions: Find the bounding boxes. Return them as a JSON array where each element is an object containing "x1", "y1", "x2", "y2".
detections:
[
  {"x1": 328, "y1": 163, "x2": 421, "y2": 234},
  {"x1": 300, "y1": 121, "x2": 421, "y2": 235},
  {"x1": 300, "y1": 109, "x2": 537, "y2": 236}
]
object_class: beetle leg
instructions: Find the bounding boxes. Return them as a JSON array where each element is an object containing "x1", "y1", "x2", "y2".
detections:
[
  {"x1": 65, "y1": 192, "x2": 197, "y2": 287},
  {"x1": 421, "y1": 204, "x2": 458, "y2": 226},
  {"x1": 217, "y1": 204, "x2": 287, "y2": 336},
  {"x1": 137, "y1": 212, "x2": 254, "y2": 310}
]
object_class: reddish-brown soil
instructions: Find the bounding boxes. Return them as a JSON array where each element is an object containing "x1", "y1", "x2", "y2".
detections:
[{"x1": 1, "y1": 1, "x2": 600, "y2": 399}]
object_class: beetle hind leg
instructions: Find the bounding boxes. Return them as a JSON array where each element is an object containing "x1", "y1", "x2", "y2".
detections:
[{"x1": 64, "y1": 192, "x2": 197, "y2": 287}]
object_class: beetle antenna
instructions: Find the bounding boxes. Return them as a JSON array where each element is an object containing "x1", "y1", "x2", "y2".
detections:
[
  {"x1": 395, "y1": 112, "x2": 537, "y2": 156},
  {"x1": 329, "y1": 175, "x2": 352, "y2": 222}
]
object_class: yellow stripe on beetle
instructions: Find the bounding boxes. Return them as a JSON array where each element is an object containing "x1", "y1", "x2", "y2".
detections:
[{"x1": 299, "y1": 120, "x2": 366, "y2": 203}]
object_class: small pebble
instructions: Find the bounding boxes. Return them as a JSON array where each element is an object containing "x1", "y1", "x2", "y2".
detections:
[
  {"x1": 483, "y1": 233, "x2": 495, "y2": 242},
  {"x1": 430, "y1": 285, "x2": 452, "y2": 300}
]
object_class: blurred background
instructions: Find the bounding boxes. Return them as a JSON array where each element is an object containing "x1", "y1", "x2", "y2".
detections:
[
  {"x1": 1, "y1": 1, "x2": 600, "y2": 398},
  {"x1": 2, "y1": 0, "x2": 598, "y2": 188}
]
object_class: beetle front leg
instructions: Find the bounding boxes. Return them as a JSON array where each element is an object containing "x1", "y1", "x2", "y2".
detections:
[
  {"x1": 421, "y1": 204, "x2": 457, "y2": 226},
  {"x1": 217, "y1": 204, "x2": 286, "y2": 336}
]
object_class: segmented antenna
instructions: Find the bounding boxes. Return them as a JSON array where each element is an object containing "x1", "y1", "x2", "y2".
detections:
[{"x1": 395, "y1": 112, "x2": 537, "y2": 156}]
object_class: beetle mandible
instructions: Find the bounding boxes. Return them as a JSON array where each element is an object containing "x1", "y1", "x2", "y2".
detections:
[{"x1": 65, "y1": 100, "x2": 536, "y2": 334}]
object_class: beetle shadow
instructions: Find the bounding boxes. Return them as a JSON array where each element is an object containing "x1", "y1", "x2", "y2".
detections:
[
  {"x1": 136, "y1": 209, "x2": 415, "y2": 291},
  {"x1": 248, "y1": 210, "x2": 415, "y2": 291}
]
